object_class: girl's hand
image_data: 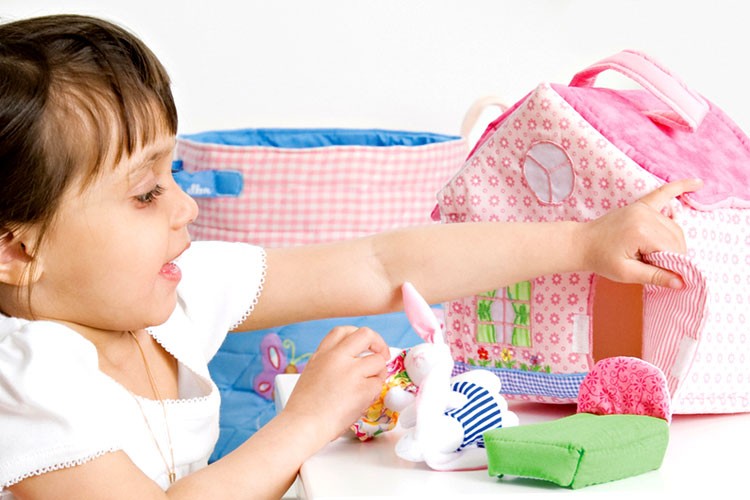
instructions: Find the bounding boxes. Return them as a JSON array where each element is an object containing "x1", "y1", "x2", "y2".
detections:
[
  {"x1": 281, "y1": 326, "x2": 390, "y2": 443},
  {"x1": 581, "y1": 178, "x2": 703, "y2": 289}
]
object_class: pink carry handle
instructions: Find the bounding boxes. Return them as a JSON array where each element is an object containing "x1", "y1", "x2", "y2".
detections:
[{"x1": 570, "y1": 49, "x2": 709, "y2": 132}]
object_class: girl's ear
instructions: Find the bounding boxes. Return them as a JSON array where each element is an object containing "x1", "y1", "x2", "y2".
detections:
[{"x1": 0, "y1": 229, "x2": 39, "y2": 286}]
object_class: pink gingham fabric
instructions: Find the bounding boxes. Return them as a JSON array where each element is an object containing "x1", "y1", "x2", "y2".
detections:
[
  {"x1": 435, "y1": 51, "x2": 750, "y2": 414},
  {"x1": 176, "y1": 135, "x2": 467, "y2": 248}
]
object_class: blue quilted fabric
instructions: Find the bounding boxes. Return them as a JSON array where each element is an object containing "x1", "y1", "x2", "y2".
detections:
[{"x1": 207, "y1": 311, "x2": 423, "y2": 462}]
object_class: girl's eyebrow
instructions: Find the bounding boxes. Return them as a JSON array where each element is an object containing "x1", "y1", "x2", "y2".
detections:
[{"x1": 129, "y1": 141, "x2": 176, "y2": 176}]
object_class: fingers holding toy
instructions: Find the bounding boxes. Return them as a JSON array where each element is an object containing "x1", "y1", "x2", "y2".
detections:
[
  {"x1": 305, "y1": 325, "x2": 389, "y2": 386},
  {"x1": 315, "y1": 326, "x2": 391, "y2": 384},
  {"x1": 283, "y1": 326, "x2": 389, "y2": 442},
  {"x1": 342, "y1": 326, "x2": 392, "y2": 364},
  {"x1": 582, "y1": 178, "x2": 703, "y2": 288}
]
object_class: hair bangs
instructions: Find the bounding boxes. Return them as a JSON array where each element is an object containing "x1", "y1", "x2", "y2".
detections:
[{"x1": 43, "y1": 73, "x2": 177, "y2": 191}]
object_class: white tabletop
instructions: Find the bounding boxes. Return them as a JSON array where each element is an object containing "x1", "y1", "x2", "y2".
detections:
[{"x1": 274, "y1": 373, "x2": 748, "y2": 498}]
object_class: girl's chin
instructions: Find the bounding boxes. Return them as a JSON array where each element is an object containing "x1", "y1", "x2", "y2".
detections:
[{"x1": 141, "y1": 292, "x2": 180, "y2": 328}]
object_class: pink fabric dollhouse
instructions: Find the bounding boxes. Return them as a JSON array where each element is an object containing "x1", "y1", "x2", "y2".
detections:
[{"x1": 433, "y1": 50, "x2": 750, "y2": 414}]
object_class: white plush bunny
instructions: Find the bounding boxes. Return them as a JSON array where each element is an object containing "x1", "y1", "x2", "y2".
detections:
[{"x1": 393, "y1": 282, "x2": 519, "y2": 471}]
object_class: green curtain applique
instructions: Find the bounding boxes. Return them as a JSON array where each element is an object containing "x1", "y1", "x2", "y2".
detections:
[
  {"x1": 476, "y1": 290, "x2": 497, "y2": 343},
  {"x1": 508, "y1": 281, "x2": 532, "y2": 347},
  {"x1": 475, "y1": 281, "x2": 531, "y2": 347}
]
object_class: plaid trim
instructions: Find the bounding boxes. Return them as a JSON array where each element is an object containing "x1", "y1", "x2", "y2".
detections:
[
  {"x1": 177, "y1": 136, "x2": 467, "y2": 248},
  {"x1": 452, "y1": 362, "x2": 584, "y2": 400}
]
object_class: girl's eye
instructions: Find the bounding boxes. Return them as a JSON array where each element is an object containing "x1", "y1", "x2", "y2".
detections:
[{"x1": 134, "y1": 184, "x2": 165, "y2": 205}]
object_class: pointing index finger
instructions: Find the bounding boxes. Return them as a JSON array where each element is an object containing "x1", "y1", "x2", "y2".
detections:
[{"x1": 639, "y1": 178, "x2": 703, "y2": 210}]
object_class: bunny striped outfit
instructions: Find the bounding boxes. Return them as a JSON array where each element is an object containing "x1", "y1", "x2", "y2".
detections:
[{"x1": 445, "y1": 380, "x2": 505, "y2": 451}]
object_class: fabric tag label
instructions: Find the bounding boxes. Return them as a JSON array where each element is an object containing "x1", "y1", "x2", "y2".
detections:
[
  {"x1": 670, "y1": 336, "x2": 698, "y2": 380},
  {"x1": 572, "y1": 314, "x2": 591, "y2": 354}
]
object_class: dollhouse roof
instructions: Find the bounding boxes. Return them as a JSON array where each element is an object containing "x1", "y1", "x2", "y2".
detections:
[{"x1": 553, "y1": 84, "x2": 750, "y2": 210}]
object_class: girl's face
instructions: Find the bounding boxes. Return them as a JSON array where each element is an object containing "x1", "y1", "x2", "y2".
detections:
[{"x1": 28, "y1": 133, "x2": 199, "y2": 333}]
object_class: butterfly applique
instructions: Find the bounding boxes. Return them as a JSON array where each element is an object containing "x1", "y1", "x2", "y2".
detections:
[{"x1": 253, "y1": 333, "x2": 312, "y2": 400}]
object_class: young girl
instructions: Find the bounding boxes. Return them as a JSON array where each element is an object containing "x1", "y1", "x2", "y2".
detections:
[{"x1": 0, "y1": 14, "x2": 700, "y2": 500}]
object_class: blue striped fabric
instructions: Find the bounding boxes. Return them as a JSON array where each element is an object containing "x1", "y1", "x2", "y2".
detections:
[{"x1": 445, "y1": 381, "x2": 505, "y2": 450}]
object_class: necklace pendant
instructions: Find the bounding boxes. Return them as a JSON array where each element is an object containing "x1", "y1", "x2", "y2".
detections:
[{"x1": 129, "y1": 331, "x2": 178, "y2": 488}]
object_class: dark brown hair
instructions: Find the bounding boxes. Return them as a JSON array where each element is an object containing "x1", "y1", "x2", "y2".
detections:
[{"x1": 0, "y1": 14, "x2": 177, "y2": 284}]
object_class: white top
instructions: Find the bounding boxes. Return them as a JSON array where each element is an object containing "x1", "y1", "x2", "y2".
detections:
[{"x1": 0, "y1": 241, "x2": 266, "y2": 496}]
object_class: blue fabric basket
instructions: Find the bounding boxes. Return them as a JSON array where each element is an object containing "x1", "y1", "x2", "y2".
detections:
[{"x1": 208, "y1": 313, "x2": 423, "y2": 462}]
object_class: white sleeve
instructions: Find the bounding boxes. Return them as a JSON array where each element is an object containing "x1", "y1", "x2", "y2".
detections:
[
  {"x1": 0, "y1": 320, "x2": 123, "y2": 490},
  {"x1": 173, "y1": 240, "x2": 266, "y2": 361}
]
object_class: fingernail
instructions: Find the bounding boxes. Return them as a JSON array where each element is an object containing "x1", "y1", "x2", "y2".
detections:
[{"x1": 669, "y1": 277, "x2": 684, "y2": 289}]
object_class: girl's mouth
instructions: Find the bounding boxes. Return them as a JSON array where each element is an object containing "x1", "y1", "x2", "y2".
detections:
[{"x1": 159, "y1": 262, "x2": 182, "y2": 282}]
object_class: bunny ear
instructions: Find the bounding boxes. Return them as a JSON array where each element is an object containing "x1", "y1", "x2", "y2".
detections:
[{"x1": 402, "y1": 282, "x2": 443, "y2": 344}]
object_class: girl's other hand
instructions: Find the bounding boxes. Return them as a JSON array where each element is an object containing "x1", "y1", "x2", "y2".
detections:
[
  {"x1": 281, "y1": 325, "x2": 389, "y2": 443},
  {"x1": 581, "y1": 178, "x2": 703, "y2": 289}
]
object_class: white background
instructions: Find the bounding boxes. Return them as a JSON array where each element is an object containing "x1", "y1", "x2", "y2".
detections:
[
  {"x1": 4, "y1": 4, "x2": 749, "y2": 496},
  {"x1": 3, "y1": 0, "x2": 750, "y2": 143}
]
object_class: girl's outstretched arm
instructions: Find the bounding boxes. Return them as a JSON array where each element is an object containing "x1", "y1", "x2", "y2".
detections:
[{"x1": 241, "y1": 178, "x2": 702, "y2": 331}]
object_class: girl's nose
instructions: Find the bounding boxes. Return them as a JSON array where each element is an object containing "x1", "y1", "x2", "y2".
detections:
[{"x1": 172, "y1": 185, "x2": 200, "y2": 229}]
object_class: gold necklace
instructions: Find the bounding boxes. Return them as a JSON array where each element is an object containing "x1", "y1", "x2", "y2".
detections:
[{"x1": 128, "y1": 330, "x2": 177, "y2": 485}]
